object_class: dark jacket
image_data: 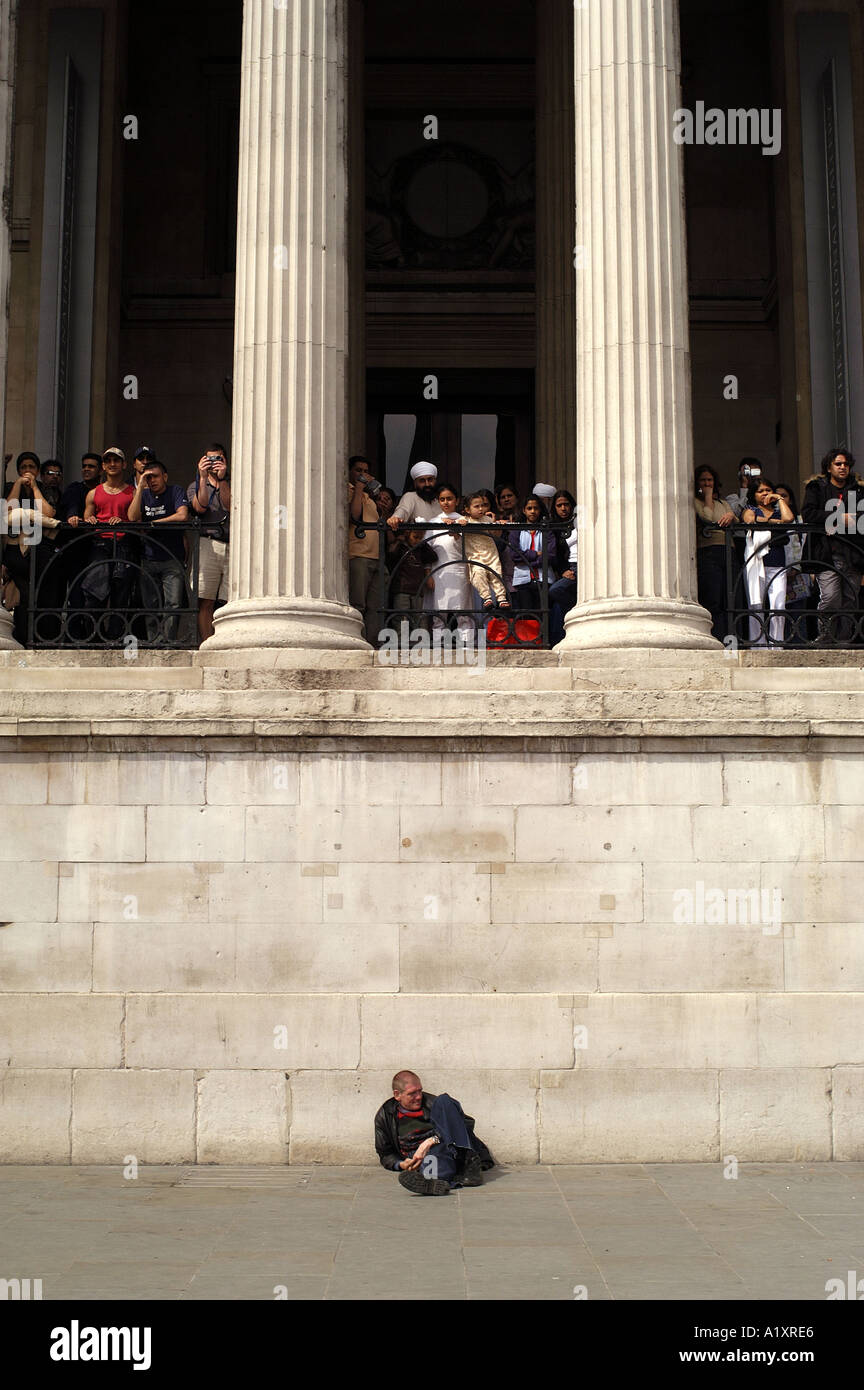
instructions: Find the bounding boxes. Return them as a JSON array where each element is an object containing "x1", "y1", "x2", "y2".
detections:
[
  {"x1": 60, "y1": 479, "x2": 91, "y2": 522},
  {"x1": 374, "y1": 1092, "x2": 494, "y2": 1172},
  {"x1": 506, "y1": 525, "x2": 558, "y2": 582},
  {"x1": 388, "y1": 538, "x2": 437, "y2": 598},
  {"x1": 801, "y1": 472, "x2": 864, "y2": 566},
  {"x1": 551, "y1": 521, "x2": 578, "y2": 579}
]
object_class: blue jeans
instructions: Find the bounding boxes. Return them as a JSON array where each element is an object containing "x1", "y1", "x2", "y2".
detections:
[
  {"x1": 141, "y1": 557, "x2": 186, "y2": 643},
  {"x1": 420, "y1": 1094, "x2": 482, "y2": 1185}
]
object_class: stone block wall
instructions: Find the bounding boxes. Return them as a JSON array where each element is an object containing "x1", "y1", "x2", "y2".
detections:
[{"x1": 1, "y1": 745, "x2": 862, "y2": 1163}]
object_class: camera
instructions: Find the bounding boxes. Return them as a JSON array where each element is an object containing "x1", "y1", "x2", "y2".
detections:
[
  {"x1": 741, "y1": 464, "x2": 761, "y2": 480},
  {"x1": 363, "y1": 476, "x2": 382, "y2": 498}
]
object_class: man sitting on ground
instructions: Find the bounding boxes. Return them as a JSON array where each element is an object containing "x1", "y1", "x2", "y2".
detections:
[{"x1": 374, "y1": 1070, "x2": 494, "y2": 1196}]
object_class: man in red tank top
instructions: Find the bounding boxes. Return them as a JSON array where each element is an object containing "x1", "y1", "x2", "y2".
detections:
[
  {"x1": 81, "y1": 448, "x2": 137, "y2": 640},
  {"x1": 84, "y1": 449, "x2": 134, "y2": 536}
]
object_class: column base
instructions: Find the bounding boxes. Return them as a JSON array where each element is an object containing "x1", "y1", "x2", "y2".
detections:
[
  {"x1": 201, "y1": 596, "x2": 370, "y2": 652},
  {"x1": 556, "y1": 596, "x2": 720, "y2": 655},
  {"x1": 0, "y1": 606, "x2": 21, "y2": 650}
]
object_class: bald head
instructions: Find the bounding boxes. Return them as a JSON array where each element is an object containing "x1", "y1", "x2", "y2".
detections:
[{"x1": 392, "y1": 1071, "x2": 423, "y2": 1108}]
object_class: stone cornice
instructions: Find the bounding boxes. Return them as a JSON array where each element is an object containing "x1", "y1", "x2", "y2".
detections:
[{"x1": 2, "y1": 650, "x2": 864, "y2": 746}]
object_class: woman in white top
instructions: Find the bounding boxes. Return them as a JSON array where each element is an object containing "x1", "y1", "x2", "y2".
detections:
[
  {"x1": 741, "y1": 476, "x2": 794, "y2": 646},
  {"x1": 421, "y1": 482, "x2": 472, "y2": 631}
]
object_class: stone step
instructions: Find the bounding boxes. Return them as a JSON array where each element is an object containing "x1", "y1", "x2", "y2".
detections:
[{"x1": 2, "y1": 655, "x2": 864, "y2": 695}]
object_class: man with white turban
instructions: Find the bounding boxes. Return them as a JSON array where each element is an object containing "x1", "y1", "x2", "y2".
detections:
[
  {"x1": 533, "y1": 483, "x2": 557, "y2": 502},
  {"x1": 387, "y1": 462, "x2": 441, "y2": 529}
]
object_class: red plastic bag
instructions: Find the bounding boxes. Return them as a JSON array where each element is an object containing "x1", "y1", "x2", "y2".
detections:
[{"x1": 485, "y1": 616, "x2": 542, "y2": 647}]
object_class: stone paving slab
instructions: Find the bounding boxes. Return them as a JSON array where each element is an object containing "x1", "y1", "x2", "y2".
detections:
[{"x1": 0, "y1": 1163, "x2": 862, "y2": 1301}]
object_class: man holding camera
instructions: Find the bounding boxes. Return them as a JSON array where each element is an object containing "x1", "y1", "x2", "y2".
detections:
[
  {"x1": 129, "y1": 459, "x2": 190, "y2": 643},
  {"x1": 724, "y1": 458, "x2": 763, "y2": 519},
  {"x1": 348, "y1": 454, "x2": 385, "y2": 643},
  {"x1": 187, "y1": 445, "x2": 231, "y2": 644}
]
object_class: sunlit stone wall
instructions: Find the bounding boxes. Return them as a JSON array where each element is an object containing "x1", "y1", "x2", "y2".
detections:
[{"x1": 1, "y1": 741, "x2": 861, "y2": 1164}]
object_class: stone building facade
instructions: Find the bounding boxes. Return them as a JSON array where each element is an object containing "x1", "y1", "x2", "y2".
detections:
[{"x1": 0, "y1": 0, "x2": 863, "y2": 1163}]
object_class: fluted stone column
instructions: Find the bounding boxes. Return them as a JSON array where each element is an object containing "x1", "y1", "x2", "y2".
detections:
[
  {"x1": 558, "y1": 0, "x2": 717, "y2": 652},
  {"x1": 0, "y1": 0, "x2": 21, "y2": 649},
  {"x1": 536, "y1": 0, "x2": 577, "y2": 498},
  {"x1": 347, "y1": 0, "x2": 365, "y2": 454},
  {"x1": 206, "y1": 0, "x2": 367, "y2": 650}
]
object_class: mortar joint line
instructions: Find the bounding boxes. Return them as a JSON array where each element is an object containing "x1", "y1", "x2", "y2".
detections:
[
  {"x1": 548, "y1": 1164, "x2": 614, "y2": 1301},
  {"x1": 68, "y1": 1068, "x2": 75, "y2": 1163}
]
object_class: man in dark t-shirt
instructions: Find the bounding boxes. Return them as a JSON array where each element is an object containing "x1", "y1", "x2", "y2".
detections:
[
  {"x1": 58, "y1": 454, "x2": 103, "y2": 642},
  {"x1": 128, "y1": 460, "x2": 189, "y2": 643},
  {"x1": 60, "y1": 454, "x2": 103, "y2": 524}
]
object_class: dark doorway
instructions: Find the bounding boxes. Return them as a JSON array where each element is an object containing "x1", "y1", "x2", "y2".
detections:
[
  {"x1": 366, "y1": 369, "x2": 534, "y2": 499},
  {"x1": 363, "y1": 3, "x2": 537, "y2": 502}
]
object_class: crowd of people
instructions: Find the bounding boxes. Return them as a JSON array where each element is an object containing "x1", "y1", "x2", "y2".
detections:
[
  {"x1": 695, "y1": 447, "x2": 862, "y2": 646},
  {"x1": 348, "y1": 456, "x2": 579, "y2": 645},
  {"x1": 7, "y1": 438, "x2": 855, "y2": 652},
  {"x1": 2, "y1": 443, "x2": 579, "y2": 649},
  {"x1": 1, "y1": 444, "x2": 230, "y2": 646}
]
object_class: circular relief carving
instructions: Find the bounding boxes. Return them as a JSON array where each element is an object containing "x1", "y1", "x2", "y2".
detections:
[{"x1": 403, "y1": 160, "x2": 490, "y2": 239}]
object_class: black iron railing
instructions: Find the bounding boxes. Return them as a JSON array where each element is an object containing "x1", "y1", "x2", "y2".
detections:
[
  {"x1": 1, "y1": 521, "x2": 202, "y2": 649},
  {"x1": 353, "y1": 518, "x2": 578, "y2": 650},
  {"x1": 704, "y1": 520, "x2": 864, "y2": 648},
  {"x1": 9, "y1": 511, "x2": 864, "y2": 653}
]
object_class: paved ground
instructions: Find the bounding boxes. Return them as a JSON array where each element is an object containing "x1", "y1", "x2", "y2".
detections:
[{"x1": 1, "y1": 1162, "x2": 863, "y2": 1301}]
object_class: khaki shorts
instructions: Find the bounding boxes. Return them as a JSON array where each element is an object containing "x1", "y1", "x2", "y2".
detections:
[{"x1": 198, "y1": 536, "x2": 229, "y2": 601}]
